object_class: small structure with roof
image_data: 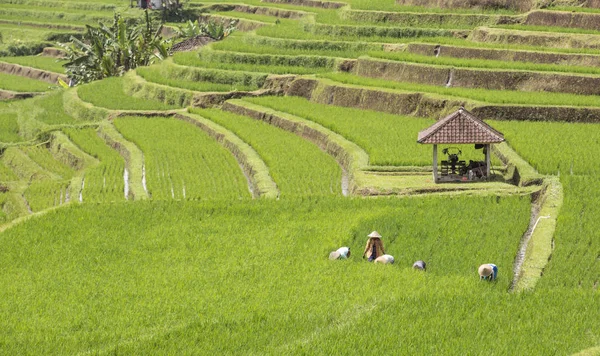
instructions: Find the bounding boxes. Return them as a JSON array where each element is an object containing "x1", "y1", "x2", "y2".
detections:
[{"x1": 417, "y1": 107, "x2": 504, "y2": 183}]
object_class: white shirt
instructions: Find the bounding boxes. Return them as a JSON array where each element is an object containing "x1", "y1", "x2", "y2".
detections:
[
  {"x1": 375, "y1": 254, "x2": 395, "y2": 264},
  {"x1": 336, "y1": 247, "x2": 350, "y2": 259}
]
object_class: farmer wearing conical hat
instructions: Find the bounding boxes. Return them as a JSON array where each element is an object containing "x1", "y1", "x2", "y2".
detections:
[{"x1": 363, "y1": 231, "x2": 385, "y2": 262}]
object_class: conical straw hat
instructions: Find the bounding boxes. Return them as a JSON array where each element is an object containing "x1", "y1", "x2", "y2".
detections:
[{"x1": 368, "y1": 231, "x2": 382, "y2": 238}]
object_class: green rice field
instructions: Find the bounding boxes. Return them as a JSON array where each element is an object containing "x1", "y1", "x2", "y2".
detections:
[{"x1": 0, "y1": 0, "x2": 599, "y2": 353}]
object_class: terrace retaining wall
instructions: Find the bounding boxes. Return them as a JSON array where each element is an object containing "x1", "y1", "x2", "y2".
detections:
[
  {"x1": 472, "y1": 105, "x2": 600, "y2": 122},
  {"x1": 354, "y1": 58, "x2": 600, "y2": 95},
  {"x1": 233, "y1": 4, "x2": 305, "y2": 18},
  {"x1": 393, "y1": 0, "x2": 537, "y2": 11},
  {"x1": 471, "y1": 27, "x2": 600, "y2": 49},
  {"x1": 525, "y1": 10, "x2": 600, "y2": 31},
  {"x1": 588, "y1": 0, "x2": 600, "y2": 7},
  {"x1": 0, "y1": 62, "x2": 67, "y2": 84},
  {"x1": 308, "y1": 23, "x2": 469, "y2": 39},
  {"x1": 0, "y1": 90, "x2": 40, "y2": 101},
  {"x1": 280, "y1": 77, "x2": 466, "y2": 118},
  {"x1": 277, "y1": 76, "x2": 600, "y2": 122},
  {"x1": 406, "y1": 43, "x2": 600, "y2": 67},
  {"x1": 198, "y1": 15, "x2": 266, "y2": 31},
  {"x1": 343, "y1": 10, "x2": 521, "y2": 27},
  {"x1": 261, "y1": 0, "x2": 346, "y2": 9}
]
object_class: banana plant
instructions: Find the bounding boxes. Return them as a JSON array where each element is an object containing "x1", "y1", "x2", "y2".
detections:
[{"x1": 59, "y1": 11, "x2": 170, "y2": 85}]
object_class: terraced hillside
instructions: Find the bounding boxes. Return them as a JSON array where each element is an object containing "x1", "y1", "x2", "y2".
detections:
[{"x1": 0, "y1": 0, "x2": 599, "y2": 354}]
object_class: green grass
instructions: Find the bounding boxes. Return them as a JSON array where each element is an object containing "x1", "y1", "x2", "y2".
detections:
[
  {"x1": 193, "y1": 108, "x2": 342, "y2": 198},
  {"x1": 0, "y1": 160, "x2": 18, "y2": 182},
  {"x1": 0, "y1": 112, "x2": 21, "y2": 142},
  {"x1": 24, "y1": 179, "x2": 69, "y2": 211},
  {"x1": 369, "y1": 50, "x2": 600, "y2": 76},
  {"x1": 77, "y1": 77, "x2": 180, "y2": 110},
  {"x1": 539, "y1": 176, "x2": 600, "y2": 290},
  {"x1": 31, "y1": 91, "x2": 78, "y2": 125},
  {"x1": 491, "y1": 120, "x2": 600, "y2": 175},
  {"x1": 0, "y1": 23, "x2": 62, "y2": 47},
  {"x1": 114, "y1": 116, "x2": 251, "y2": 201},
  {"x1": 489, "y1": 119, "x2": 600, "y2": 291},
  {"x1": 0, "y1": 55, "x2": 66, "y2": 73},
  {"x1": 211, "y1": 35, "x2": 372, "y2": 58},
  {"x1": 63, "y1": 127, "x2": 125, "y2": 203},
  {"x1": 255, "y1": 18, "x2": 452, "y2": 43},
  {"x1": 0, "y1": 72, "x2": 52, "y2": 92},
  {"x1": 417, "y1": 36, "x2": 600, "y2": 55},
  {"x1": 243, "y1": 96, "x2": 438, "y2": 166},
  {"x1": 20, "y1": 145, "x2": 75, "y2": 180},
  {"x1": 346, "y1": 2, "x2": 517, "y2": 13},
  {"x1": 173, "y1": 50, "x2": 333, "y2": 74},
  {"x1": 321, "y1": 72, "x2": 600, "y2": 107},
  {"x1": 136, "y1": 65, "x2": 260, "y2": 92},
  {"x1": 494, "y1": 24, "x2": 600, "y2": 36},
  {"x1": 4, "y1": 196, "x2": 600, "y2": 354},
  {"x1": 213, "y1": 10, "x2": 281, "y2": 23}
]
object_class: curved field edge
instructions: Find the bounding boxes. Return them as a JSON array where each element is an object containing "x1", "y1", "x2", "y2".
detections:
[
  {"x1": 97, "y1": 121, "x2": 148, "y2": 201},
  {"x1": 218, "y1": 99, "x2": 369, "y2": 193},
  {"x1": 177, "y1": 112, "x2": 279, "y2": 199},
  {"x1": 492, "y1": 142, "x2": 562, "y2": 292}
]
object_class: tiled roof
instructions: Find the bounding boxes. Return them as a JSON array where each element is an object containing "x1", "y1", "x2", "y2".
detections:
[{"x1": 417, "y1": 108, "x2": 504, "y2": 144}]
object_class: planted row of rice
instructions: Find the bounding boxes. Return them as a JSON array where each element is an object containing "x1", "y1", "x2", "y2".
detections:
[
  {"x1": 212, "y1": 10, "x2": 281, "y2": 23},
  {"x1": 0, "y1": 112, "x2": 21, "y2": 143},
  {"x1": 255, "y1": 18, "x2": 445, "y2": 43},
  {"x1": 24, "y1": 179, "x2": 70, "y2": 211},
  {"x1": 114, "y1": 116, "x2": 250, "y2": 201},
  {"x1": 20, "y1": 145, "x2": 75, "y2": 180},
  {"x1": 211, "y1": 34, "x2": 380, "y2": 58},
  {"x1": 490, "y1": 119, "x2": 599, "y2": 290},
  {"x1": 418, "y1": 36, "x2": 600, "y2": 55},
  {"x1": 0, "y1": 160, "x2": 18, "y2": 182},
  {"x1": 193, "y1": 108, "x2": 342, "y2": 198},
  {"x1": 491, "y1": 120, "x2": 600, "y2": 175},
  {"x1": 538, "y1": 175, "x2": 600, "y2": 290},
  {"x1": 243, "y1": 96, "x2": 435, "y2": 166},
  {"x1": 321, "y1": 72, "x2": 600, "y2": 107},
  {"x1": 17, "y1": 144, "x2": 75, "y2": 211},
  {"x1": 0, "y1": 55, "x2": 66, "y2": 74},
  {"x1": 4, "y1": 196, "x2": 599, "y2": 354},
  {"x1": 30, "y1": 91, "x2": 78, "y2": 125},
  {"x1": 0, "y1": 72, "x2": 52, "y2": 92},
  {"x1": 370, "y1": 50, "x2": 600, "y2": 75},
  {"x1": 77, "y1": 77, "x2": 180, "y2": 110},
  {"x1": 136, "y1": 63, "x2": 262, "y2": 92},
  {"x1": 172, "y1": 48, "x2": 335, "y2": 75},
  {"x1": 63, "y1": 127, "x2": 125, "y2": 203}
]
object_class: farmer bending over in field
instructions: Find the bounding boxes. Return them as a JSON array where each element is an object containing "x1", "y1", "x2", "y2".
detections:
[
  {"x1": 329, "y1": 247, "x2": 351, "y2": 260},
  {"x1": 363, "y1": 231, "x2": 385, "y2": 262},
  {"x1": 374, "y1": 254, "x2": 394, "y2": 264}
]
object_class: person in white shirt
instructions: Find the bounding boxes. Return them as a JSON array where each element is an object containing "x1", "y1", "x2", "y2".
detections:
[{"x1": 329, "y1": 246, "x2": 351, "y2": 260}]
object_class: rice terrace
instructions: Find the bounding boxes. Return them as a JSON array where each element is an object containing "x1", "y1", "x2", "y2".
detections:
[{"x1": 0, "y1": 0, "x2": 599, "y2": 353}]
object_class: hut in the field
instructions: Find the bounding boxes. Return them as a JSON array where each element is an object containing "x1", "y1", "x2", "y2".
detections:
[{"x1": 417, "y1": 107, "x2": 504, "y2": 183}]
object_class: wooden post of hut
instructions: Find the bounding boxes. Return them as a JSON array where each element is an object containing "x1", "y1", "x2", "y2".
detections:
[{"x1": 417, "y1": 108, "x2": 504, "y2": 183}]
